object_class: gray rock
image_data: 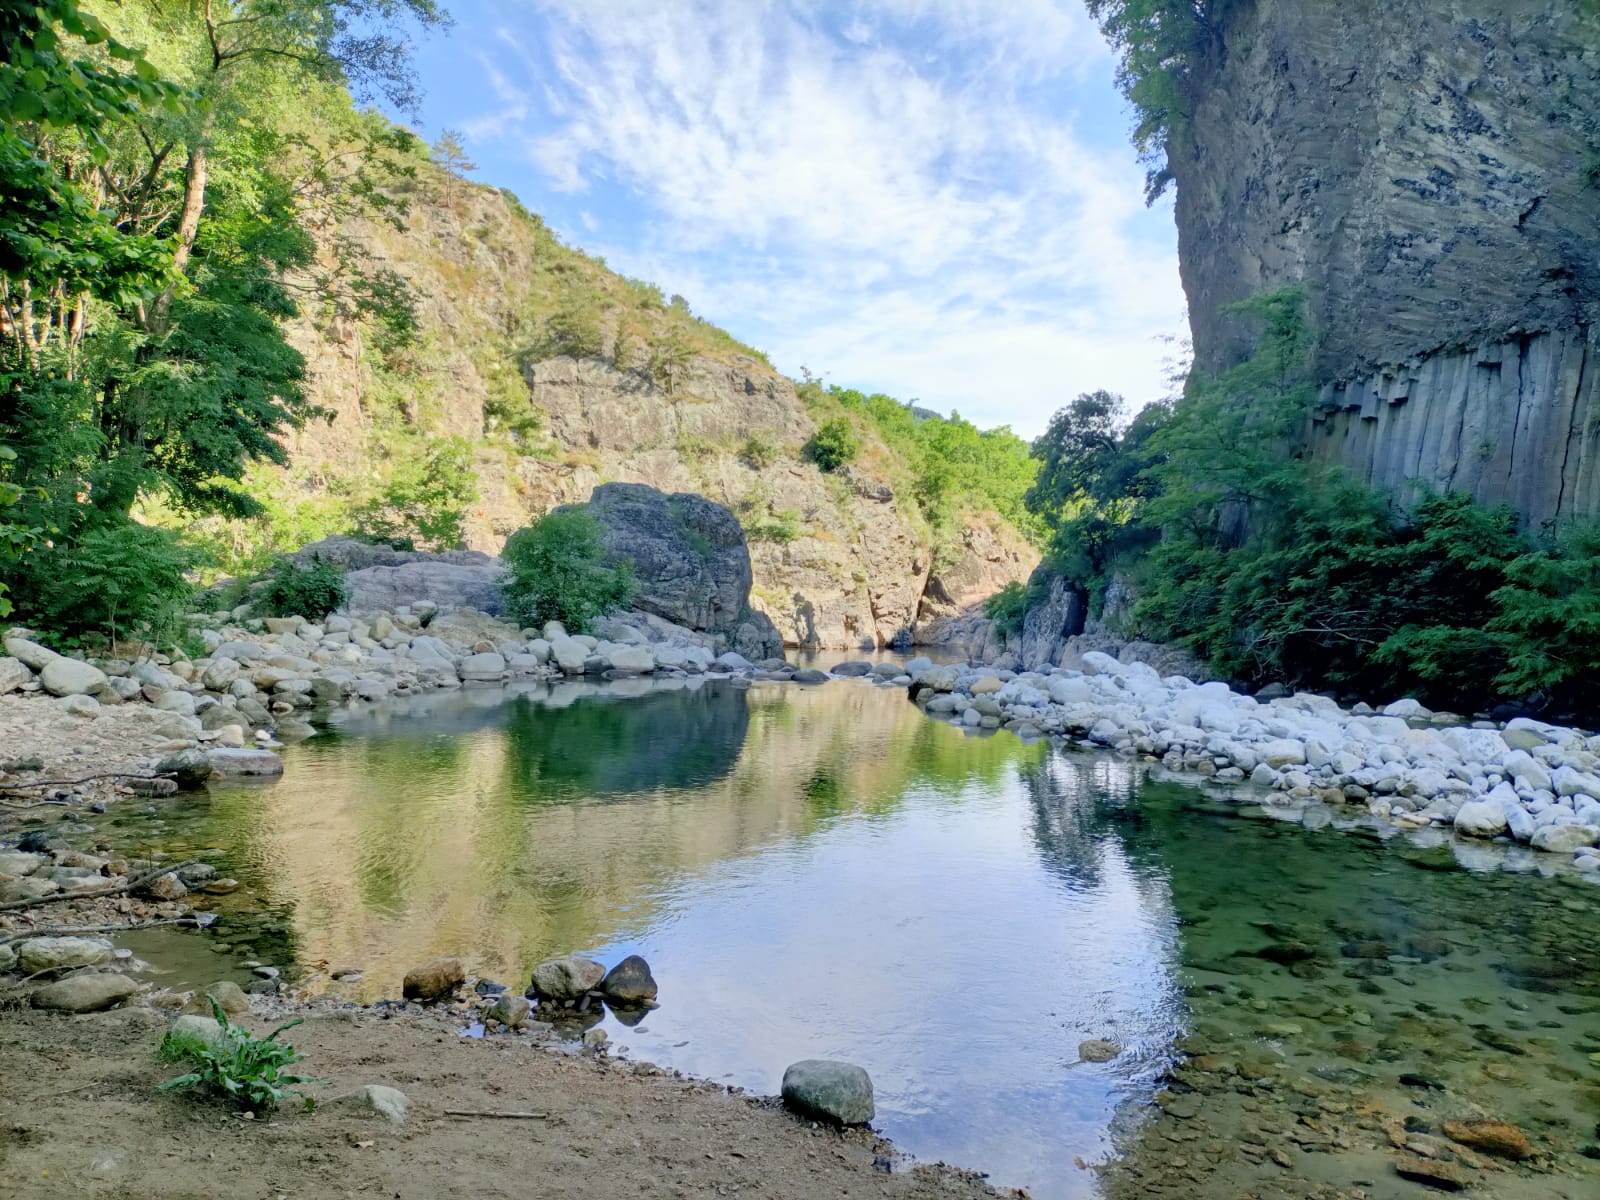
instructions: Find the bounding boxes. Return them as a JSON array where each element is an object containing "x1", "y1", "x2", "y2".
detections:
[
  {"x1": 0, "y1": 850, "x2": 45, "y2": 876},
  {"x1": 0, "y1": 656, "x2": 33, "y2": 694},
  {"x1": 606, "y1": 645, "x2": 655, "y2": 673},
  {"x1": 1454, "y1": 799, "x2": 1510, "y2": 838},
  {"x1": 31, "y1": 972, "x2": 138, "y2": 1013},
  {"x1": 62, "y1": 693, "x2": 100, "y2": 718},
  {"x1": 600, "y1": 955, "x2": 658, "y2": 1004},
  {"x1": 17, "y1": 936, "x2": 113, "y2": 973},
  {"x1": 205, "y1": 748, "x2": 283, "y2": 777},
  {"x1": 183, "y1": 980, "x2": 250, "y2": 1016},
  {"x1": 488, "y1": 993, "x2": 532, "y2": 1028},
  {"x1": 0, "y1": 943, "x2": 14, "y2": 971},
  {"x1": 458, "y1": 651, "x2": 507, "y2": 681},
  {"x1": 830, "y1": 661, "x2": 873, "y2": 677},
  {"x1": 550, "y1": 636, "x2": 589, "y2": 674},
  {"x1": 791, "y1": 668, "x2": 829, "y2": 684},
  {"x1": 156, "y1": 749, "x2": 213, "y2": 789},
  {"x1": 3, "y1": 636, "x2": 58, "y2": 670},
  {"x1": 39, "y1": 657, "x2": 108, "y2": 697},
  {"x1": 780, "y1": 1059, "x2": 875, "y2": 1126},
  {"x1": 563, "y1": 483, "x2": 783, "y2": 657},
  {"x1": 530, "y1": 956, "x2": 606, "y2": 1002},
  {"x1": 1530, "y1": 824, "x2": 1598, "y2": 853},
  {"x1": 328, "y1": 1084, "x2": 409, "y2": 1123},
  {"x1": 714, "y1": 651, "x2": 753, "y2": 672},
  {"x1": 1078, "y1": 1039, "x2": 1122, "y2": 1063},
  {"x1": 164, "y1": 1014, "x2": 228, "y2": 1056}
]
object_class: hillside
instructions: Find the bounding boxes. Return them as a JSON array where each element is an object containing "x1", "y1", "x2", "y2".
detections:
[{"x1": 228, "y1": 161, "x2": 1035, "y2": 650}]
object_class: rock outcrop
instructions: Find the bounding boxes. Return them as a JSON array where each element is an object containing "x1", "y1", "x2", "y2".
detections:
[
  {"x1": 272, "y1": 182, "x2": 1033, "y2": 648},
  {"x1": 565, "y1": 484, "x2": 783, "y2": 660},
  {"x1": 1170, "y1": 0, "x2": 1600, "y2": 526},
  {"x1": 290, "y1": 538, "x2": 506, "y2": 616}
]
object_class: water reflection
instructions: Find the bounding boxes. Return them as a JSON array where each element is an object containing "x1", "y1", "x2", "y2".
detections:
[{"x1": 129, "y1": 680, "x2": 1599, "y2": 1199}]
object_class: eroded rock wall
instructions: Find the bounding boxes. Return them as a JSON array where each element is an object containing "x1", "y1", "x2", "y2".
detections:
[{"x1": 1173, "y1": 0, "x2": 1600, "y2": 524}]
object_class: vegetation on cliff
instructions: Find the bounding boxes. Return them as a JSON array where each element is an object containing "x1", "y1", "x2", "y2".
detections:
[
  {"x1": 1029, "y1": 290, "x2": 1600, "y2": 718},
  {"x1": 0, "y1": 0, "x2": 445, "y2": 644}
]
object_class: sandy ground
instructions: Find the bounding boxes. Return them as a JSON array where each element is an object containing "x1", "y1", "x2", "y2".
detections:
[{"x1": 0, "y1": 1004, "x2": 1005, "y2": 1200}]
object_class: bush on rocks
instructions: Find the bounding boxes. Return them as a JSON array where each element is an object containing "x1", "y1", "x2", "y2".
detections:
[
  {"x1": 502, "y1": 511, "x2": 634, "y2": 634},
  {"x1": 258, "y1": 555, "x2": 349, "y2": 620}
]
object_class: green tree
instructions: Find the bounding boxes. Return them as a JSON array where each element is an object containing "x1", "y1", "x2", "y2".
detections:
[
  {"x1": 431, "y1": 127, "x2": 475, "y2": 211},
  {"x1": 501, "y1": 509, "x2": 635, "y2": 632},
  {"x1": 804, "y1": 417, "x2": 860, "y2": 472},
  {"x1": 0, "y1": 0, "x2": 446, "y2": 640}
]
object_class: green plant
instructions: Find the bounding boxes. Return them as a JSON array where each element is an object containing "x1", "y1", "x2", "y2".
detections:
[
  {"x1": 159, "y1": 998, "x2": 315, "y2": 1112},
  {"x1": 502, "y1": 509, "x2": 635, "y2": 632},
  {"x1": 258, "y1": 555, "x2": 349, "y2": 619},
  {"x1": 983, "y1": 580, "x2": 1031, "y2": 637},
  {"x1": 739, "y1": 434, "x2": 779, "y2": 469},
  {"x1": 804, "y1": 418, "x2": 860, "y2": 473},
  {"x1": 744, "y1": 508, "x2": 802, "y2": 544}
]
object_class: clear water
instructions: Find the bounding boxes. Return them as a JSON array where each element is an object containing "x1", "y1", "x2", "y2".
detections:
[{"x1": 91, "y1": 677, "x2": 1600, "y2": 1198}]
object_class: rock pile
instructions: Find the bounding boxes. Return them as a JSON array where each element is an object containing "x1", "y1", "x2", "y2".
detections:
[{"x1": 889, "y1": 652, "x2": 1600, "y2": 865}]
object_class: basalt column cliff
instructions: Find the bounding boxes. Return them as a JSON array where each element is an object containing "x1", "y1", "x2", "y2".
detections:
[{"x1": 1171, "y1": 0, "x2": 1600, "y2": 525}]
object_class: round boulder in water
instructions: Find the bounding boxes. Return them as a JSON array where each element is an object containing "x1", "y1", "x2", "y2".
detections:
[
  {"x1": 830, "y1": 661, "x2": 873, "y2": 677},
  {"x1": 781, "y1": 1059, "x2": 875, "y2": 1126},
  {"x1": 600, "y1": 954, "x2": 658, "y2": 1004},
  {"x1": 530, "y1": 956, "x2": 606, "y2": 1003}
]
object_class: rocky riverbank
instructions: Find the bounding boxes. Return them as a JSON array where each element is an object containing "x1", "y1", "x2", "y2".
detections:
[{"x1": 888, "y1": 652, "x2": 1600, "y2": 870}]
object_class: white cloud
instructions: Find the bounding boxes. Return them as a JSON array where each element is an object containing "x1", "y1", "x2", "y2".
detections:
[{"x1": 467, "y1": 0, "x2": 1183, "y2": 436}]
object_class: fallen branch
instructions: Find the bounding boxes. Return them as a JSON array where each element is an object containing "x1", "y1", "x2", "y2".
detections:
[
  {"x1": 0, "y1": 917, "x2": 188, "y2": 946},
  {"x1": 444, "y1": 1109, "x2": 551, "y2": 1120},
  {"x1": 0, "y1": 771, "x2": 174, "y2": 794},
  {"x1": 0, "y1": 798, "x2": 73, "y2": 810},
  {"x1": 0, "y1": 859, "x2": 200, "y2": 912}
]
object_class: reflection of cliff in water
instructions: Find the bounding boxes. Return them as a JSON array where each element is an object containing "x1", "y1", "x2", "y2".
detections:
[
  {"x1": 204, "y1": 680, "x2": 1043, "y2": 1000},
  {"x1": 502, "y1": 681, "x2": 748, "y2": 799}
]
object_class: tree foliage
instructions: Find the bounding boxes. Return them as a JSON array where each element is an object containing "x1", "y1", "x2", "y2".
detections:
[
  {"x1": 804, "y1": 417, "x2": 860, "y2": 473},
  {"x1": 502, "y1": 509, "x2": 635, "y2": 633},
  {"x1": 1028, "y1": 287, "x2": 1600, "y2": 720},
  {"x1": 1085, "y1": 0, "x2": 1219, "y2": 201},
  {"x1": 0, "y1": 0, "x2": 445, "y2": 639}
]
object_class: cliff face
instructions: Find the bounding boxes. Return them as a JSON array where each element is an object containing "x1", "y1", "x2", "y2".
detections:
[
  {"x1": 1172, "y1": 0, "x2": 1600, "y2": 523},
  {"x1": 280, "y1": 182, "x2": 1034, "y2": 648}
]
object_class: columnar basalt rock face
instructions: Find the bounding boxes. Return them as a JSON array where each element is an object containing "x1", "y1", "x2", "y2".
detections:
[{"x1": 1173, "y1": 0, "x2": 1600, "y2": 523}]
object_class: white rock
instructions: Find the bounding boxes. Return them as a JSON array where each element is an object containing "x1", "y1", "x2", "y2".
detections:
[
  {"x1": 458, "y1": 652, "x2": 507, "y2": 681},
  {"x1": 1530, "y1": 824, "x2": 1599, "y2": 853},
  {"x1": 0, "y1": 656, "x2": 33, "y2": 694},
  {"x1": 1454, "y1": 798, "x2": 1509, "y2": 838},
  {"x1": 62, "y1": 693, "x2": 100, "y2": 718},
  {"x1": 18, "y1": 936, "x2": 113, "y2": 973},
  {"x1": 1257, "y1": 738, "x2": 1307, "y2": 767},
  {"x1": 550, "y1": 637, "x2": 589, "y2": 674},
  {"x1": 39, "y1": 657, "x2": 108, "y2": 697},
  {"x1": 3, "y1": 636, "x2": 58, "y2": 670},
  {"x1": 1382, "y1": 698, "x2": 1432, "y2": 719},
  {"x1": 606, "y1": 645, "x2": 655, "y2": 673},
  {"x1": 541, "y1": 621, "x2": 568, "y2": 641}
]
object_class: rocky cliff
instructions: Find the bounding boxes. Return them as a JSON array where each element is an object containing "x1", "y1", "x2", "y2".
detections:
[
  {"x1": 1171, "y1": 0, "x2": 1600, "y2": 525},
  {"x1": 276, "y1": 178, "x2": 1033, "y2": 648}
]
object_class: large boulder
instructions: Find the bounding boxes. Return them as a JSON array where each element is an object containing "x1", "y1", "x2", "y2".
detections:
[
  {"x1": 291, "y1": 537, "x2": 506, "y2": 616},
  {"x1": 530, "y1": 956, "x2": 606, "y2": 1003},
  {"x1": 39, "y1": 657, "x2": 108, "y2": 697},
  {"x1": 31, "y1": 973, "x2": 138, "y2": 1013},
  {"x1": 17, "y1": 937, "x2": 113, "y2": 973},
  {"x1": 780, "y1": 1059, "x2": 875, "y2": 1125},
  {"x1": 0, "y1": 656, "x2": 33, "y2": 694},
  {"x1": 568, "y1": 484, "x2": 782, "y2": 657},
  {"x1": 600, "y1": 955, "x2": 658, "y2": 1004},
  {"x1": 402, "y1": 957, "x2": 465, "y2": 1002}
]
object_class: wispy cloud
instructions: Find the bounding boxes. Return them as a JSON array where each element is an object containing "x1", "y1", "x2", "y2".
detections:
[{"x1": 452, "y1": 0, "x2": 1183, "y2": 435}]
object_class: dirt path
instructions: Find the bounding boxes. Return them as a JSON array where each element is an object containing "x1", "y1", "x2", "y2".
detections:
[{"x1": 0, "y1": 1004, "x2": 1004, "y2": 1200}]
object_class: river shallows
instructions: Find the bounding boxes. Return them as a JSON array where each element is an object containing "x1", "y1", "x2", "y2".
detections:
[{"x1": 117, "y1": 677, "x2": 1600, "y2": 1197}]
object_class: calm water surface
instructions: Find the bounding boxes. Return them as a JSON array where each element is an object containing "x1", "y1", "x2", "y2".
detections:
[{"x1": 99, "y1": 676, "x2": 1600, "y2": 1198}]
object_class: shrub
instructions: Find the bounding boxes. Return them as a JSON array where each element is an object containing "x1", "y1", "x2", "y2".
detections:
[
  {"x1": 983, "y1": 580, "x2": 1030, "y2": 637},
  {"x1": 739, "y1": 434, "x2": 779, "y2": 469},
  {"x1": 10, "y1": 520, "x2": 198, "y2": 650},
  {"x1": 804, "y1": 418, "x2": 860, "y2": 472},
  {"x1": 258, "y1": 555, "x2": 349, "y2": 619},
  {"x1": 501, "y1": 509, "x2": 634, "y2": 632},
  {"x1": 159, "y1": 998, "x2": 314, "y2": 1112},
  {"x1": 744, "y1": 509, "x2": 801, "y2": 543}
]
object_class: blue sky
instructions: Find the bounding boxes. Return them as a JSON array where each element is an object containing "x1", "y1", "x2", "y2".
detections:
[{"x1": 394, "y1": 0, "x2": 1187, "y2": 437}]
